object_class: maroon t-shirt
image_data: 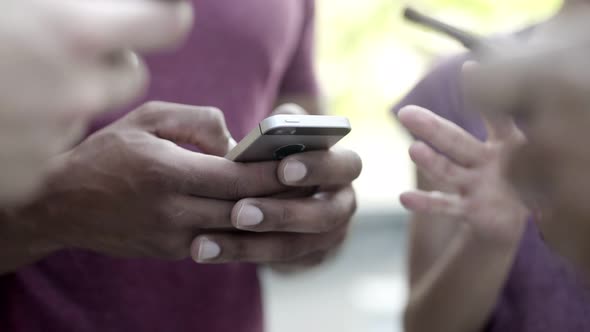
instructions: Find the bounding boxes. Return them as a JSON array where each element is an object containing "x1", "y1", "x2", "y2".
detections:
[
  {"x1": 394, "y1": 55, "x2": 590, "y2": 331},
  {"x1": 0, "y1": 1, "x2": 318, "y2": 331}
]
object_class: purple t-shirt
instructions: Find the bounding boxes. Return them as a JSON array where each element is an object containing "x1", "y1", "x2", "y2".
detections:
[
  {"x1": 0, "y1": 1, "x2": 318, "y2": 331},
  {"x1": 394, "y1": 55, "x2": 590, "y2": 331}
]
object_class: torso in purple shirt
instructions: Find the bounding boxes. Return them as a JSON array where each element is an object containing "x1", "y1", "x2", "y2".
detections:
[
  {"x1": 0, "y1": 1, "x2": 318, "y2": 331},
  {"x1": 395, "y1": 55, "x2": 590, "y2": 331}
]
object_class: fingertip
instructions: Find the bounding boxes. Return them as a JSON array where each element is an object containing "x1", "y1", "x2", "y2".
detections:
[
  {"x1": 349, "y1": 151, "x2": 364, "y2": 180},
  {"x1": 280, "y1": 158, "x2": 308, "y2": 185},
  {"x1": 397, "y1": 105, "x2": 425, "y2": 121},
  {"x1": 190, "y1": 236, "x2": 221, "y2": 263},
  {"x1": 232, "y1": 201, "x2": 264, "y2": 230},
  {"x1": 397, "y1": 105, "x2": 434, "y2": 131},
  {"x1": 399, "y1": 191, "x2": 418, "y2": 210}
]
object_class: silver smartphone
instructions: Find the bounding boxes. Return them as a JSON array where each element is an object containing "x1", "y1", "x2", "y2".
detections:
[{"x1": 226, "y1": 115, "x2": 351, "y2": 162}]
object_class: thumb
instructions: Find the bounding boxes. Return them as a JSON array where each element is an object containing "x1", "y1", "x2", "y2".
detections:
[{"x1": 131, "y1": 101, "x2": 236, "y2": 156}]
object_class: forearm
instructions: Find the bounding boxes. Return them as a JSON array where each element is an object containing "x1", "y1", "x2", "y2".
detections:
[{"x1": 405, "y1": 224, "x2": 519, "y2": 332}]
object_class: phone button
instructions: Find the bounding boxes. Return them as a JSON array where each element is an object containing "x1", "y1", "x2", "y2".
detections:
[{"x1": 285, "y1": 119, "x2": 300, "y2": 123}]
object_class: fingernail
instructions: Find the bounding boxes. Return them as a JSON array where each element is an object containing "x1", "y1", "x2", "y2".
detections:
[
  {"x1": 196, "y1": 237, "x2": 221, "y2": 262},
  {"x1": 283, "y1": 160, "x2": 307, "y2": 184},
  {"x1": 236, "y1": 204, "x2": 264, "y2": 228}
]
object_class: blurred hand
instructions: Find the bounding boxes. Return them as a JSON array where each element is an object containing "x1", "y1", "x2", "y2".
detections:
[
  {"x1": 462, "y1": 6, "x2": 590, "y2": 270},
  {"x1": 398, "y1": 105, "x2": 528, "y2": 248},
  {"x1": 191, "y1": 104, "x2": 362, "y2": 269},
  {"x1": 0, "y1": 0, "x2": 193, "y2": 204}
]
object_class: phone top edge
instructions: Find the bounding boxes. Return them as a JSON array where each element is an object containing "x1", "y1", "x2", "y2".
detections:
[{"x1": 259, "y1": 115, "x2": 351, "y2": 134}]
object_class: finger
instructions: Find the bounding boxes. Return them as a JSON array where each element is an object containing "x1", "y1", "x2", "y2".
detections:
[
  {"x1": 231, "y1": 185, "x2": 356, "y2": 233},
  {"x1": 399, "y1": 190, "x2": 464, "y2": 217},
  {"x1": 191, "y1": 225, "x2": 348, "y2": 264},
  {"x1": 409, "y1": 141, "x2": 470, "y2": 187},
  {"x1": 271, "y1": 103, "x2": 308, "y2": 116},
  {"x1": 398, "y1": 105, "x2": 485, "y2": 167},
  {"x1": 54, "y1": 0, "x2": 194, "y2": 54},
  {"x1": 155, "y1": 148, "x2": 289, "y2": 200},
  {"x1": 164, "y1": 195, "x2": 235, "y2": 231},
  {"x1": 278, "y1": 149, "x2": 362, "y2": 186},
  {"x1": 132, "y1": 101, "x2": 235, "y2": 156}
]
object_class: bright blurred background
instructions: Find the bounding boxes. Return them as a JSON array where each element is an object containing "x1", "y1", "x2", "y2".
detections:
[{"x1": 263, "y1": 1, "x2": 560, "y2": 332}]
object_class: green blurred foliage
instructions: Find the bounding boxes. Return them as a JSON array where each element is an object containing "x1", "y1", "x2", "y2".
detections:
[{"x1": 317, "y1": 0, "x2": 560, "y2": 123}]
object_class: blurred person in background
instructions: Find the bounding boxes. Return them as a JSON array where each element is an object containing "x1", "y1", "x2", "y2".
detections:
[
  {"x1": 465, "y1": 0, "x2": 590, "y2": 281},
  {"x1": 393, "y1": 1, "x2": 590, "y2": 331},
  {"x1": 0, "y1": 1, "x2": 361, "y2": 331},
  {"x1": 0, "y1": 0, "x2": 192, "y2": 205}
]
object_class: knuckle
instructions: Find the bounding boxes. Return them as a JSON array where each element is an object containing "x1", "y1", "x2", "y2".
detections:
[
  {"x1": 201, "y1": 107, "x2": 226, "y2": 128},
  {"x1": 141, "y1": 101, "x2": 167, "y2": 114},
  {"x1": 279, "y1": 206, "x2": 296, "y2": 230},
  {"x1": 204, "y1": 108, "x2": 229, "y2": 140},
  {"x1": 134, "y1": 101, "x2": 168, "y2": 126},
  {"x1": 226, "y1": 174, "x2": 247, "y2": 200}
]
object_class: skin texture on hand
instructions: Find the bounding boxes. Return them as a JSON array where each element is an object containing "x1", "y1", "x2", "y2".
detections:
[
  {"x1": 398, "y1": 105, "x2": 529, "y2": 332},
  {"x1": 0, "y1": 0, "x2": 193, "y2": 205},
  {"x1": 0, "y1": 102, "x2": 362, "y2": 274},
  {"x1": 462, "y1": 2, "x2": 590, "y2": 278}
]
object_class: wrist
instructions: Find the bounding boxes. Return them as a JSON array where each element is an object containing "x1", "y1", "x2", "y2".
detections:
[
  {"x1": 458, "y1": 220, "x2": 525, "y2": 260},
  {"x1": 0, "y1": 154, "x2": 75, "y2": 262}
]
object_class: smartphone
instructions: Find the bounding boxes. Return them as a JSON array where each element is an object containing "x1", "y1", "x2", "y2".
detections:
[{"x1": 226, "y1": 115, "x2": 351, "y2": 162}]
